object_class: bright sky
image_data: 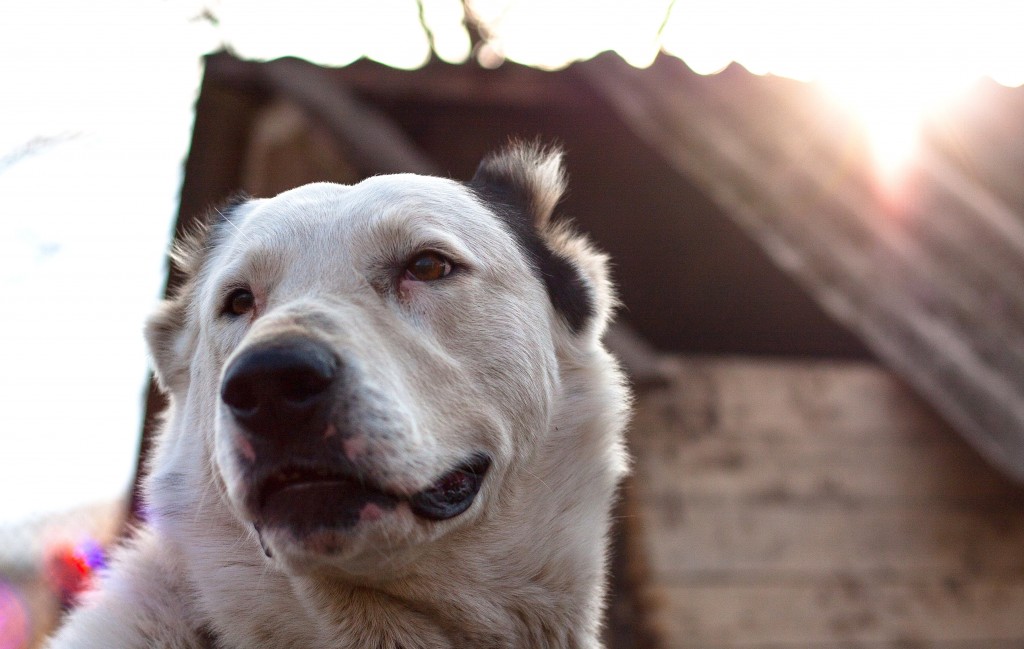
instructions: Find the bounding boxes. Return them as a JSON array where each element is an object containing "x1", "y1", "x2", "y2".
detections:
[{"x1": 1, "y1": 0, "x2": 1021, "y2": 537}]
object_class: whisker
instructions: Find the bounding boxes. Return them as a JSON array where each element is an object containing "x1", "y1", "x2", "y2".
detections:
[{"x1": 523, "y1": 467, "x2": 554, "y2": 496}]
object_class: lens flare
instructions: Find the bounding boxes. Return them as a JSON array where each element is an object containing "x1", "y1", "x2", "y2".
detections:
[
  {"x1": 45, "y1": 538, "x2": 107, "y2": 610},
  {"x1": 0, "y1": 582, "x2": 29, "y2": 649}
]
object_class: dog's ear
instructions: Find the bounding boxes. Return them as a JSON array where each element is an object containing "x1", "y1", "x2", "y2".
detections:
[
  {"x1": 470, "y1": 143, "x2": 614, "y2": 337},
  {"x1": 145, "y1": 195, "x2": 252, "y2": 394},
  {"x1": 145, "y1": 295, "x2": 193, "y2": 394}
]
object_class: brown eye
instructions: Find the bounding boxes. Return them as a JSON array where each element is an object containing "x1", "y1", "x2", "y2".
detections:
[
  {"x1": 405, "y1": 252, "x2": 453, "y2": 282},
  {"x1": 224, "y1": 288, "x2": 255, "y2": 316}
]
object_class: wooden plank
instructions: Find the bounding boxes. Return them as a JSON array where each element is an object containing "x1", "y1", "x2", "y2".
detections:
[
  {"x1": 639, "y1": 358, "x2": 949, "y2": 444},
  {"x1": 642, "y1": 437, "x2": 1018, "y2": 502},
  {"x1": 651, "y1": 579, "x2": 1024, "y2": 648},
  {"x1": 579, "y1": 54, "x2": 1024, "y2": 481},
  {"x1": 639, "y1": 504, "x2": 1024, "y2": 579},
  {"x1": 635, "y1": 360, "x2": 1020, "y2": 502}
]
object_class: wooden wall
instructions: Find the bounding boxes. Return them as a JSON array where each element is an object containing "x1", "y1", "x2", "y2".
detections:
[{"x1": 628, "y1": 357, "x2": 1024, "y2": 647}]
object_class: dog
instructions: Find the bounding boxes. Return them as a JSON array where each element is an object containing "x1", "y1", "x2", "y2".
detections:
[{"x1": 46, "y1": 144, "x2": 630, "y2": 648}]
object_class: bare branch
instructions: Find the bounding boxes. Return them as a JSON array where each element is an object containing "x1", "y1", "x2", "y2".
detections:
[
  {"x1": 415, "y1": 0, "x2": 438, "y2": 61},
  {"x1": 657, "y1": 0, "x2": 677, "y2": 42},
  {"x1": 0, "y1": 133, "x2": 79, "y2": 173}
]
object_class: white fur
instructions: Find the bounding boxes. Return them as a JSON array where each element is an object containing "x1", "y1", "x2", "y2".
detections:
[{"x1": 46, "y1": 146, "x2": 630, "y2": 649}]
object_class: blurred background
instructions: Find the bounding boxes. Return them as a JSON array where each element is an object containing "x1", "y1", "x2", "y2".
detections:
[{"x1": 3, "y1": 1, "x2": 1024, "y2": 647}]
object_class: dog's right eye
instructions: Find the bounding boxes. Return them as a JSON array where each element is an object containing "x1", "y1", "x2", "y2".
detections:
[
  {"x1": 404, "y1": 252, "x2": 453, "y2": 282},
  {"x1": 224, "y1": 288, "x2": 255, "y2": 317}
]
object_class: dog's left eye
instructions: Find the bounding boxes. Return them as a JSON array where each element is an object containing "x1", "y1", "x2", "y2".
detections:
[
  {"x1": 223, "y1": 288, "x2": 256, "y2": 316},
  {"x1": 404, "y1": 252, "x2": 453, "y2": 282}
]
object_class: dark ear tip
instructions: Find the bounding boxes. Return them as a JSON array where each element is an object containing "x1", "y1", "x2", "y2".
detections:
[
  {"x1": 470, "y1": 142, "x2": 567, "y2": 228},
  {"x1": 473, "y1": 140, "x2": 563, "y2": 170}
]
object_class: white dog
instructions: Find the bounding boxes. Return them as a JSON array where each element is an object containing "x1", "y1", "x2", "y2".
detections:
[{"x1": 47, "y1": 144, "x2": 630, "y2": 649}]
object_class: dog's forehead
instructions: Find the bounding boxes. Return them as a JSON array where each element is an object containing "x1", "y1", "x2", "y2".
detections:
[{"x1": 242, "y1": 175, "x2": 490, "y2": 235}]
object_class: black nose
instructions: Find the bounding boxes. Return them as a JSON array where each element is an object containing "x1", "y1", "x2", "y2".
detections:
[{"x1": 221, "y1": 338, "x2": 339, "y2": 440}]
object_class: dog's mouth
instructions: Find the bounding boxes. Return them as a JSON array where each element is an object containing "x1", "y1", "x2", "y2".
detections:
[{"x1": 255, "y1": 454, "x2": 491, "y2": 535}]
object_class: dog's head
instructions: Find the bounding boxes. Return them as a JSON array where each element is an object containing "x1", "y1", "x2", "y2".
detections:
[{"x1": 144, "y1": 144, "x2": 616, "y2": 578}]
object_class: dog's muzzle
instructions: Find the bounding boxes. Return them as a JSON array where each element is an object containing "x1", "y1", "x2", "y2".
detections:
[{"x1": 220, "y1": 338, "x2": 490, "y2": 537}]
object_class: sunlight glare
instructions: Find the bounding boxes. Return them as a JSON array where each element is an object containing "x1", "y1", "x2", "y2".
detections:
[
  {"x1": 820, "y1": 70, "x2": 966, "y2": 181},
  {"x1": 220, "y1": 0, "x2": 433, "y2": 69},
  {"x1": 660, "y1": 0, "x2": 1024, "y2": 179}
]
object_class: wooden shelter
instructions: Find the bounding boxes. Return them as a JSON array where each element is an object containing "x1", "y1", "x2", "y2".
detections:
[{"x1": 139, "y1": 51, "x2": 1024, "y2": 647}]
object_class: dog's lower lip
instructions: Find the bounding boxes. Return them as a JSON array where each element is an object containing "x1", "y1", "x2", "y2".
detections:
[
  {"x1": 409, "y1": 455, "x2": 491, "y2": 521},
  {"x1": 257, "y1": 471, "x2": 399, "y2": 533},
  {"x1": 259, "y1": 472, "x2": 359, "y2": 511}
]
